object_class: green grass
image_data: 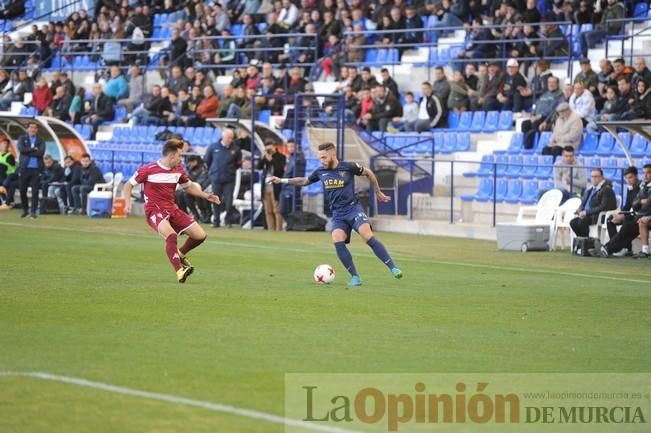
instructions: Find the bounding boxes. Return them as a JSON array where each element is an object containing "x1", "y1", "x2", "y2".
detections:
[{"x1": 0, "y1": 211, "x2": 649, "y2": 432}]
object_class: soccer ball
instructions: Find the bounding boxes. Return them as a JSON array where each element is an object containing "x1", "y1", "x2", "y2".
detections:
[{"x1": 314, "y1": 264, "x2": 335, "y2": 284}]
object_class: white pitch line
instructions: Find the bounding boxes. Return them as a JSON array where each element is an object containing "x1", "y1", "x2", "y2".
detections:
[
  {"x1": 0, "y1": 371, "x2": 364, "y2": 433},
  {"x1": 1, "y1": 221, "x2": 649, "y2": 284}
]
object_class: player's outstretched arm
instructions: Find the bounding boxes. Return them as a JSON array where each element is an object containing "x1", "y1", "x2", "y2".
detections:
[
  {"x1": 267, "y1": 176, "x2": 311, "y2": 186},
  {"x1": 184, "y1": 182, "x2": 221, "y2": 204},
  {"x1": 123, "y1": 182, "x2": 134, "y2": 214},
  {"x1": 363, "y1": 168, "x2": 391, "y2": 203}
]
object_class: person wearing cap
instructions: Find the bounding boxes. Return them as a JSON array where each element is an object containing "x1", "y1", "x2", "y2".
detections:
[
  {"x1": 497, "y1": 59, "x2": 528, "y2": 112},
  {"x1": 542, "y1": 102, "x2": 583, "y2": 158},
  {"x1": 574, "y1": 59, "x2": 598, "y2": 97}
]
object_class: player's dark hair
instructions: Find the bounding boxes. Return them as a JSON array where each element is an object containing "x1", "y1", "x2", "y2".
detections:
[
  {"x1": 592, "y1": 167, "x2": 604, "y2": 176},
  {"x1": 614, "y1": 57, "x2": 625, "y2": 65},
  {"x1": 64, "y1": 155, "x2": 74, "y2": 161},
  {"x1": 617, "y1": 75, "x2": 630, "y2": 84},
  {"x1": 562, "y1": 146, "x2": 574, "y2": 153},
  {"x1": 422, "y1": 81, "x2": 432, "y2": 87},
  {"x1": 162, "y1": 138, "x2": 184, "y2": 156},
  {"x1": 318, "y1": 142, "x2": 335, "y2": 152},
  {"x1": 28, "y1": 121, "x2": 38, "y2": 127},
  {"x1": 644, "y1": 164, "x2": 651, "y2": 170},
  {"x1": 624, "y1": 166, "x2": 638, "y2": 176},
  {"x1": 81, "y1": 153, "x2": 91, "y2": 159}
]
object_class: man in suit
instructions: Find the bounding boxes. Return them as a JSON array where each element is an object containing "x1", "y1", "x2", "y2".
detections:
[
  {"x1": 17, "y1": 122, "x2": 45, "y2": 218},
  {"x1": 81, "y1": 83, "x2": 115, "y2": 139},
  {"x1": 570, "y1": 168, "x2": 617, "y2": 238}
]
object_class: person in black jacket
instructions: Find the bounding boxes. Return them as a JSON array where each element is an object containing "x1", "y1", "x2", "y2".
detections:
[
  {"x1": 70, "y1": 153, "x2": 104, "y2": 215},
  {"x1": 81, "y1": 83, "x2": 115, "y2": 139},
  {"x1": 55, "y1": 155, "x2": 82, "y2": 214},
  {"x1": 17, "y1": 122, "x2": 45, "y2": 218},
  {"x1": 631, "y1": 79, "x2": 651, "y2": 119},
  {"x1": 40, "y1": 154, "x2": 65, "y2": 198},
  {"x1": 365, "y1": 84, "x2": 402, "y2": 132},
  {"x1": 258, "y1": 140, "x2": 287, "y2": 231},
  {"x1": 279, "y1": 139, "x2": 306, "y2": 221},
  {"x1": 0, "y1": 138, "x2": 17, "y2": 208},
  {"x1": 570, "y1": 168, "x2": 618, "y2": 238},
  {"x1": 405, "y1": 81, "x2": 443, "y2": 132},
  {"x1": 592, "y1": 164, "x2": 651, "y2": 257},
  {"x1": 176, "y1": 155, "x2": 211, "y2": 223}
]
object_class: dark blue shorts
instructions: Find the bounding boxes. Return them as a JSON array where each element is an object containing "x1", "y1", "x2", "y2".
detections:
[{"x1": 331, "y1": 204, "x2": 370, "y2": 243}]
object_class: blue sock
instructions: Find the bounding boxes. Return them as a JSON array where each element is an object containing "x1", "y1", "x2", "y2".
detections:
[
  {"x1": 367, "y1": 237, "x2": 395, "y2": 269},
  {"x1": 334, "y1": 242, "x2": 358, "y2": 277}
]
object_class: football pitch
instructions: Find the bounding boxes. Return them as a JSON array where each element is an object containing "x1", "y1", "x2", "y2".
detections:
[{"x1": 0, "y1": 212, "x2": 649, "y2": 433}]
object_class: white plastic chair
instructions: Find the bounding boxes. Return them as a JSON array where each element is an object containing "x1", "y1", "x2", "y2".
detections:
[
  {"x1": 112, "y1": 172, "x2": 124, "y2": 197},
  {"x1": 92, "y1": 172, "x2": 114, "y2": 193},
  {"x1": 517, "y1": 189, "x2": 563, "y2": 225},
  {"x1": 233, "y1": 169, "x2": 264, "y2": 229},
  {"x1": 596, "y1": 195, "x2": 622, "y2": 242},
  {"x1": 550, "y1": 197, "x2": 582, "y2": 251}
]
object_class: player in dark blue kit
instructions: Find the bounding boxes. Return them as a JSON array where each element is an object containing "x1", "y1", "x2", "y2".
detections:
[{"x1": 269, "y1": 142, "x2": 402, "y2": 287}]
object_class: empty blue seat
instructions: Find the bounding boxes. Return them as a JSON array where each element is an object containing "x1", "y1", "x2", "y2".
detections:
[
  {"x1": 635, "y1": 1, "x2": 649, "y2": 17},
  {"x1": 469, "y1": 111, "x2": 486, "y2": 132},
  {"x1": 498, "y1": 111, "x2": 513, "y2": 130},
  {"x1": 496, "y1": 132, "x2": 524, "y2": 155},
  {"x1": 580, "y1": 132, "x2": 599, "y2": 155},
  {"x1": 447, "y1": 111, "x2": 460, "y2": 130},
  {"x1": 364, "y1": 49, "x2": 378, "y2": 64},
  {"x1": 455, "y1": 132, "x2": 471, "y2": 151},
  {"x1": 505, "y1": 180, "x2": 524, "y2": 203},
  {"x1": 483, "y1": 111, "x2": 499, "y2": 132},
  {"x1": 535, "y1": 131, "x2": 552, "y2": 153},
  {"x1": 505, "y1": 155, "x2": 523, "y2": 178},
  {"x1": 520, "y1": 155, "x2": 539, "y2": 178},
  {"x1": 595, "y1": 133, "x2": 615, "y2": 156},
  {"x1": 440, "y1": 133, "x2": 456, "y2": 153},
  {"x1": 535, "y1": 155, "x2": 554, "y2": 179},
  {"x1": 612, "y1": 132, "x2": 631, "y2": 157},
  {"x1": 630, "y1": 134, "x2": 648, "y2": 157},
  {"x1": 457, "y1": 111, "x2": 472, "y2": 131},
  {"x1": 465, "y1": 154, "x2": 494, "y2": 177},
  {"x1": 461, "y1": 177, "x2": 493, "y2": 202},
  {"x1": 602, "y1": 158, "x2": 620, "y2": 181},
  {"x1": 538, "y1": 181, "x2": 555, "y2": 196},
  {"x1": 496, "y1": 154, "x2": 509, "y2": 176},
  {"x1": 258, "y1": 109, "x2": 271, "y2": 124},
  {"x1": 520, "y1": 180, "x2": 539, "y2": 204},
  {"x1": 495, "y1": 179, "x2": 509, "y2": 201}
]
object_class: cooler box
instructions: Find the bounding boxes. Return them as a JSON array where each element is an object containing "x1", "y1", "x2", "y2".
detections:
[
  {"x1": 496, "y1": 222, "x2": 550, "y2": 252},
  {"x1": 87, "y1": 191, "x2": 113, "y2": 218}
]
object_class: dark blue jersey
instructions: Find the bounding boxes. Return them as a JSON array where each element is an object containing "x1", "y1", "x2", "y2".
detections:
[{"x1": 307, "y1": 161, "x2": 365, "y2": 215}]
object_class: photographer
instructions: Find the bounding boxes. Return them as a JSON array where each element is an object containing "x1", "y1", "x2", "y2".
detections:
[{"x1": 257, "y1": 140, "x2": 286, "y2": 231}]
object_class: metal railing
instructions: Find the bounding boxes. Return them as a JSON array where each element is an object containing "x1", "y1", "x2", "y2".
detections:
[{"x1": 604, "y1": 16, "x2": 651, "y2": 63}]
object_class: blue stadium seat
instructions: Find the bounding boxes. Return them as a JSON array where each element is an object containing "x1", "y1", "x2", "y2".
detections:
[
  {"x1": 469, "y1": 111, "x2": 486, "y2": 132},
  {"x1": 535, "y1": 155, "x2": 554, "y2": 179},
  {"x1": 364, "y1": 49, "x2": 378, "y2": 64},
  {"x1": 635, "y1": 1, "x2": 649, "y2": 17},
  {"x1": 505, "y1": 155, "x2": 523, "y2": 178},
  {"x1": 534, "y1": 131, "x2": 552, "y2": 153},
  {"x1": 498, "y1": 111, "x2": 513, "y2": 130},
  {"x1": 520, "y1": 180, "x2": 539, "y2": 204},
  {"x1": 432, "y1": 132, "x2": 444, "y2": 152},
  {"x1": 579, "y1": 132, "x2": 599, "y2": 155},
  {"x1": 455, "y1": 132, "x2": 471, "y2": 152},
  {"x1": 505, "y1": 180, "x2": 524, "y2": 203},
  {"x1": 482, "y1": 111, "x2": 499, "y2": 132},
  {"x1": 538, "y1": 181, "x2": 555, "y2": 196},
  {"x1": 496, "y1": 154, "x2": 509, "y2": 176},
  {"x1": 520, "y1": 155, "x2": 539, "y2": 178},
  {"x1": 630, "y1": 134, "x2": 648, "y2": 157},
  {"x1": 440, "y1": 133, "x2": 456, "y2": 153},
  {"x1": 595, "y1": 133, "x2": 615, "y2": 156},
  {"x1": 427, "y1": 48, "x2": 438, "y2": 65},
  {"x1": 602, "y1": 158, "x2": 620, "y2": 181},
  {"x1": 612, "y1": 132, "x2": 631, "y2": 157},
  {"x1": 258, "y1": 109, "x2": 271, "y2": 124},
  {"x1": 465, "y1": 154, "x2": 494, "y2": 177},
  {"x1": 19, "y1": 107, "x2": 37, "y2": 116},
  {"x1": 376, "y1": 49, "x2": 388, "y2": 64},
  {"x1": 457, "y1": 111, "x2": 472, "y2": 131},
  {"x1": 447, "y1": 111, "x2": 460, "y2": 130},
  {"x1": 461, "y1": 177, "x2": 493, "y2": 202},
  {"x1": 496, "y1": 132, "x2": 524, "y2": 155},
  {"x1": 495, "y1": 179, "x2": 509, "y2": 201}
]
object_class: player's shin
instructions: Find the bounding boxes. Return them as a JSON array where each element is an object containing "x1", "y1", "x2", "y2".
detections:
[
  {"x1": 179, "y1": 236, "x2": 205, "y2": 256},
  {"x1": 165, "y1": 233, "x2": 183, "y2": 271},
  {"x1": 334, "y1": 241, "x2": 358, "y2": 277},
  {"x1": 366, "y1": 236, "x2": 395, "y2": 269}
]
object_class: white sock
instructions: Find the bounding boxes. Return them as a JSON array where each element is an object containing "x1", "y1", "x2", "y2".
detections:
[{"x1": 643, "y1": 245, "x2": 650, "y2": 254}]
